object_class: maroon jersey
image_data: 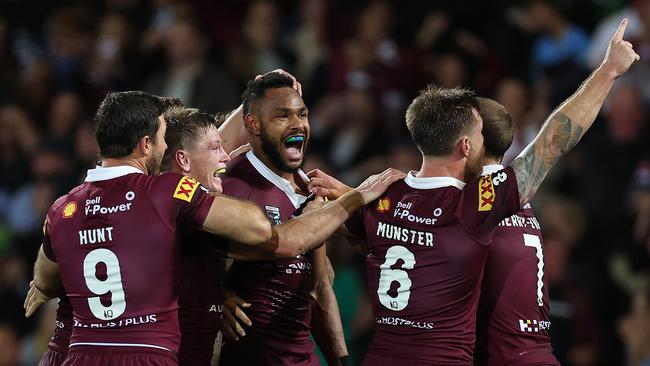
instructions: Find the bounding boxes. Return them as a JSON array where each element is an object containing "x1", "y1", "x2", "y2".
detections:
[
  {"x1": 178, "y1": 227, "x2": 227, "y2": 366},
  {"x1": 218, "y1": 151, "x2": 319, "y2": 366},
  {"x1": 476, "y1": 165, "x2": 557, "y2": 365},
  {"x1": 42, "y1": 166, "x2": 214, "y2": 354},
  {"x1": 347, "y1": 168, "x2": 520, "y2": 365},
  {"x1": 48, "y1": 296, "x2": 73, "y2": 354}
]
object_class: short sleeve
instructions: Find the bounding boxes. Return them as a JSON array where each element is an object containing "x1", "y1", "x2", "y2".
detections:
[
  {"x1": 152, "y1": 173, "x2": 216, "y2": 229},
  {"x1": 345, "y1": 206, "x2": 366, "y2": 238},
  {"x1": 41, "y1": 217, "x2": 56, "y2": 262},
  {"x1": 458, "y1": 167, "x2": 520, "y2": 245}
]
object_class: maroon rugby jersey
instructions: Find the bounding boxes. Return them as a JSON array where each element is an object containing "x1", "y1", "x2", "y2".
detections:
[
  {"x1": 178, "y1": 227, "x2": 227, "y2": 366},
  {"x1": 42, "y1": 165, "x2": 214, "y2": 353},
  {"x1": 47, "y1": 296, "x2": 73, "y2": 355},
  {"x1": 475, "y1": 165, "x2": 557, "y2": 366},
  {"x1": 218, "y1": 151, "x2": 319, "y2": 366},
  {"x1": 347, "y1": 168, "x2": 520, "y2": 365}
]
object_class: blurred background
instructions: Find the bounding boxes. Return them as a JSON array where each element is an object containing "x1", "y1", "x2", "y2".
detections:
[{"x1": 1, "y1": 0, "x2": 650, "y2": 365}]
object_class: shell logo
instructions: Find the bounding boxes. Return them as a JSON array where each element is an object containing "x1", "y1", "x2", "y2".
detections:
[
  {"x1": 62, "y1": 202, "x2": 77, "y2": 218},
  {"x1": 376, "y1": 197, "x2": 391, "y2": 213}
]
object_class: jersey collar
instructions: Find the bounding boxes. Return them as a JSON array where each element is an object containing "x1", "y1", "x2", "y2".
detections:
[
  {"x1": 482, "y1": 164, "x2": 504, "y2": 176},
  {"x1": 85, "y1": 165, "x2": 145, "y2": 182},
  {"x1": 245, "y1": 151, "x2": 309, "y2": 209},
  {"x1": 404, "y1": 171, "x2": 466, "y2": 190}
]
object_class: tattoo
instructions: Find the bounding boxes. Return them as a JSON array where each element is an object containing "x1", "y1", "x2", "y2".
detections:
[{"x1": 511, "y1": 112, "x2": 584, "y2": 205}]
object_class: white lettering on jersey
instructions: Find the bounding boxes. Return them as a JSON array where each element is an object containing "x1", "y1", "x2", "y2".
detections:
[
  {"x1": 376, "y1": 222, "x2": 434, "y2": 247},
  {"x1": 79, "y1": 227, "x2": 114, "y2": 245}
]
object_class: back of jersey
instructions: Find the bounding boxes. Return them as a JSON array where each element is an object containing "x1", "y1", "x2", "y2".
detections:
[
  {"x1": 43, "y1": 168, "x2": 214, "y2": 353},
  {"x1": 348, "y1": 170, "x2": 520, "y2": 364}
]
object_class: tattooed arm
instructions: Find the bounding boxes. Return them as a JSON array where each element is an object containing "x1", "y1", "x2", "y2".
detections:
[{"x1": 510, "y1": 18, "x2": 639, "y2": 206}]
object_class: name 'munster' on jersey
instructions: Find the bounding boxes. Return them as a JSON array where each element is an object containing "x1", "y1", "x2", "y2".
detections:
[
  {"x1": 347, "y1": 168, "x2": 520, "y2": 365},
  {"x1": 42, "y1": 166, "x2": 214, "y2": 354},
  {"x1": 475, "y1": 166, "x2": 558, "y2": 366}
]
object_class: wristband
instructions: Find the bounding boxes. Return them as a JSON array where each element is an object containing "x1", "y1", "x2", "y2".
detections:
[{"x1": 337, "y1": 190, "x2": 364, "y2": 214}]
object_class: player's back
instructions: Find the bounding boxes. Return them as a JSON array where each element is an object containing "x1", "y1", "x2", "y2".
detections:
[
  {"x1": 218, "y1": 152, "x2": 318, "y2": 366},
  {"x1": 348, "y1": 170, "x2": 520, "y2": 365},
  {"x1": 475, "y1": 166, "x2": 557, "y2": 366},
  {"x1": 43, "y1": 166, "x2": 214, "y2": 356}
]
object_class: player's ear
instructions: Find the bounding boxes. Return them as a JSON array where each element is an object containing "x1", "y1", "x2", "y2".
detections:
[
  {"x1": 175, "y1": 150, "x2": 191, "y2": 173},
  {"x1": 244, "y1": 113, "x2": 261, "y2": 136},
  {"x1": 136, "y1": 135, "x2": 152, "y2": 156},
  {"x1": 458, "y1": 136, "x2": 471, "y2": 158}
]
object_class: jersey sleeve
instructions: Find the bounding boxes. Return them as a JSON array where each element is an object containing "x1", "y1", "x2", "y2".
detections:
[
  {"x1": 345, "y1": 205, "x2": 366, "y2": 238},
  {"x1": 457, "y1": 167, "x2": 520, "y2": 245},
  {"x1": 41, "y1": 217, "x2": 56, "y2": 262},
  {"x1": 151, "y1": 173, "x2": 216, "y2": 230}
]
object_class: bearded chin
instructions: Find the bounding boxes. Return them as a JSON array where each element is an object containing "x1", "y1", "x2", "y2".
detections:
[
  {"x1": 146, "y1": 154, "x2": 161, "y2": 176},
  {"x1": 259, "y1": 125, "x2": 302, "y2": 174}
]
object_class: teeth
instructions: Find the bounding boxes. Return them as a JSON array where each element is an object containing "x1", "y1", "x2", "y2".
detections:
[{"x1": 215, "y1": 168, "x2": 226, "y2": 174}]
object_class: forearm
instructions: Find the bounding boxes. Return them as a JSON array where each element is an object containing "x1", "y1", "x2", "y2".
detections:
[
  {"x1": 217, "y1": 105, "x2": 246, "y2": 154},
  {"x1": 511, "y1": 65, "x2": 616, "y2": 205},
  {"x1": 273, "y1": 191, "x2": 363, "y2": 258},
  {"x1": 312, "y1": 280, "x2": 348, "y2": 363}
]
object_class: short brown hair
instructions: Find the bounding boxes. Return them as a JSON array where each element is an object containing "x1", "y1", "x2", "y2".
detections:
[
  {"x1": 477, "y1": 97, "x2": 513, "y2": 160},
  {"x1": 405, "y1": 86, "x2": 479, "y2": 156},
  {"x1": 161, "y1": 107, "x2": 220, "y2": 171}
]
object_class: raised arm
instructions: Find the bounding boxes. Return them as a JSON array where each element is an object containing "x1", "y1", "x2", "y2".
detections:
[
  {"x1": 202, "y1": 168, "x2": 405, "y2": 258},
  {"x1": 510, "y1": 19, "x2": 639, "y2": 206}
]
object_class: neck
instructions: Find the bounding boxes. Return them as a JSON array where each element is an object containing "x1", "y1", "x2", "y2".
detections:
[
  {"x1": 102, "y1": 157, "x2": 148, "y2": 174},
  {"x1": 249, "y1": 143, "x2": 295, "y2": 183},
  {"x1": 416, "y1": 154, "x2": 465, "y2": 181},
  {"x1": 482, "y1": 156, "x2": 502, "y2": 166}
]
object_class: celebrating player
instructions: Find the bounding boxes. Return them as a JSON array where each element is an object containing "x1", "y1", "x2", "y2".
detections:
[
  {"x1": 308, "y1": 19, "x2": 638, "y2": 365},
  {"x1": 474, "y1": 97, "x2": 558, "y2": 365},
  {"x1": 216, "y1": 72, "x2": 348, "y2": 365},
  {"x1": 25, "y1": 90, "x2": 403, "y2": 365}
]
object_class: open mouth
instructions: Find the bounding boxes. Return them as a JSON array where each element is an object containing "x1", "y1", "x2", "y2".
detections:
[
  {"x1": 214, "y1": 167, "x2": 226, "y2": 177},
  {"x1": 283, "y1": 134, "x2": 305, "y2": 161}
]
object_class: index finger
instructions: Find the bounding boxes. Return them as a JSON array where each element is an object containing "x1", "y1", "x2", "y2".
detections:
[{"x1": 612, "y1": 18, "x2": 628, "y2": 42}]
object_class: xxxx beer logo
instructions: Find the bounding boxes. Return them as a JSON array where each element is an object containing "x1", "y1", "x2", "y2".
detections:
[
  {"x1": 478, "y1": 175, "x2": 495, "y2": 212},
  {"x1": 173, "y1": 176, "x2": 199, "y2": 202},
  {"x1": 377, "y1": 197, "x2": 391, "y2": 213},
  {"x1": 62, "y1": 202, "x2": 77, "y2": 218}
]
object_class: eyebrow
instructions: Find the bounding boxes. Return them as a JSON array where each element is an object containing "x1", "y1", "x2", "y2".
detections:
[{"x1": 274, "y1": 107, "x2": 308, "y2": 113}]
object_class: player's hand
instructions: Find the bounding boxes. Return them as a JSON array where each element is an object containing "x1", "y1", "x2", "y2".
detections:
[
  {"x1": 221, "y1": 289, "x2": 252, "y2": 341},
  {"x1": 24, "y1": 280, "x2": 53, "y2": 318},
  {"x1": 354, "y1": 168, "x2": 406, "y2": 204},
  {"x1": 256, "y1": 69, "x2": 302, "y2": 96},
  {"x1": 307, "y1": 169, "x2": 352, "y2": 200},
  {"x1": 303, "y1": 195, "x2": 328, "y2": 215},
  {"x1": 601, "y1": 18, "x2": 640, "y2": 78},
  {"x1": 228, "y1": 143, "x2": 251, "y2": 160}
]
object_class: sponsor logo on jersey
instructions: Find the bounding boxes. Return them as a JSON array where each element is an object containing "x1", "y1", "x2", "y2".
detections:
[
  {"x1": 377, "y1": 197, "x2": 391, "y2": 213},
  {"x1": 265, "y1": 206, "x2": 282, "y2": 225},
  {"x1": 62, "y1": 202, "x2": 77, "y2": 218},
  {"x1": 85, "y1": 193, "x2": 134, "y2": 216},
  {"x1": 478, "y1": 175, "x2": 495, "y2": 211},
  {"x1": 519, "y1": 319, "x2": 551, "y2": 332},
  {"x1": 173, "y1": 176, "x2": 199, "y2": 202}
]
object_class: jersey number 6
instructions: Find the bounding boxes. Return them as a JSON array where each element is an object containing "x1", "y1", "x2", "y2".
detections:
[{"x1": 377, "y1": 245, "x2": 416, "y2": 311}]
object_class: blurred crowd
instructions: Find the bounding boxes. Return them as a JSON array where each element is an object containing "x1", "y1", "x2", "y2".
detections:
[{"x1": 1, "y1": 0, "x2": 650, "y2": 365}]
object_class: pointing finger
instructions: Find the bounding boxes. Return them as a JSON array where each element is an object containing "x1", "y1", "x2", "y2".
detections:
[{"x1": 612, "y1": 18, "x2": 628, "y2": 42}]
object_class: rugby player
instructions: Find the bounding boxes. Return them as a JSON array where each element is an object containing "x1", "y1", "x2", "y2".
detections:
[
  {"x1": 160, "y1": 107, "x2": 230, "y2": 366},
  {"x1": 474, "y1": 97, "x2": 558, "y2": 365},
  {"x1": 216, "y1": 72, "x2": 348, "y2": 365},
  {"x1": 308, "y1": 19, "x2": 638, "y2": 365},
  {"x1": 25, "y1": 90, "x2": 403, "y2": 365}
]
